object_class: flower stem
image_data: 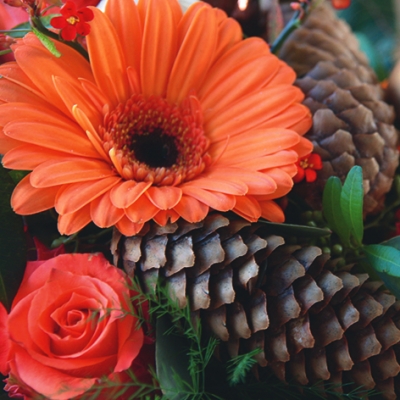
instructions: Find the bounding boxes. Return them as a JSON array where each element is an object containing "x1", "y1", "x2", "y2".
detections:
[
  {"x1": 270, "y1": 1, "x2": 310, "y2": 54},
  {"x1": 30, "y1": 15, "x2": 89, "y2": 61}
]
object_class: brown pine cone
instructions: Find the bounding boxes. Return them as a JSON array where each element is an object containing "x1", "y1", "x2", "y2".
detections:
[
  {"x1": 278, "y1": 1, "x2": 399, "y2": 215},
  {"x1": 111, "y1": 214, "x2": 400, "y2": 399}
]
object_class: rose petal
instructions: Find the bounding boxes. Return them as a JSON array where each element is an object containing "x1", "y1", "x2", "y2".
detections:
[
  {"x1": 13, "y1": 348, "x2": 96, "y2": 400},
  {"x1": 0, "y1": 303, "x2": 10, "y2": 375}
]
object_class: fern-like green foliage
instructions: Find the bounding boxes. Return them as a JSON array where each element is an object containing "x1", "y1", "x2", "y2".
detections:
[{"x1": 226, "y1": 348, "x2": 261, "y2": 386}]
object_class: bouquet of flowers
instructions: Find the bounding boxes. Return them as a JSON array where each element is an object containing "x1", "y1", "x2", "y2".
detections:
[{"x1": 1, "y1": 0, "x2": 400, "y2": 398}]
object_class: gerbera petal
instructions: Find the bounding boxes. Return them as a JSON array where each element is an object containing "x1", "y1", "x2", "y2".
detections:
[
  {"x1": 86, "y1": 7, "x2": 129, "y2": 106},
  {"x1": 173, "y1": 194, "x2": 209, "y2": 222},
  {"x1": 53, "y1": 76, "x2": 102, "y2": 128},
  {"x1": 3, "y1": 120, "x2": 100, "y2": 159},
  {"x1": 0, "y1": 132, "x2": 21, "y2": 153},
  {"x1": 145, "y1": 186, "x2": 182, "y2": 209},
  {"x1": 200, "y1": 55, "x2": 280, "y2": 112},
  {"x1": 153, "y1": 209, "x2": 180, "y2": 225},
  {"x1": 275, "y1": 163, "x2": 298, "y2": 177},
  {"x1": 116, "y1": 216, "x2": 144, "y2": 236},
  {"x1": 204, "y1": 86, "x2": 305, "y2": 142},
  {"x1": 199, "y1": 167, "x2": 277, "y2": 195},
  {"x1": 78, "y1": 78, "x2": 110, "y2": 114},
  {"x1": 232, "y1": 150, "x2": 298, "y2": 171},
  {"x1": 105, "y1": 0, "x2": 142, "y2": 75},
  {"x1": 13, "y1": 33, "x2": 93, "y2": 113},
  {"x1": 3, "y1": 144, "x2": 83, "y2": 170},
  {"x1": 213, "y1": 9, "x2": 242, "y2": 59},
  {"x1": 90, "y1": 192, "x2": 124, "y2": 228},
  {"x1": 0, "y1": 64, "x2": 51, "y2": 106},
  {"x1": 209, "y1": 129, "x2": 300, "y2": 162},
  {"x1": 233, "y1": 196, "x2": 261, "y2": 222},
  {"x1": 174, "y1": 1, "x2": 207, "y2": 40},
  {"x1": 198, "y1": 38, "x2": 270, "y2": 101},
  {"x1": 110, "y1": 180, "x2": 153, "y2": 209},
  {"x1": 181, "y1": 186, "x2": 236, "y2": 211},
  {"x1": 184, "y1": 175, "x2": 248, "y2": 195},
  {"x1": 167, "y1": 4, "x2": 217, "y2": 104},
  {"x1": 259, "y1": 200, "x2": 285, "y2": 222},
  {"x1": 140, "y1": 0, "x2": 179, "y2": 97},
  {"x1": 267, "y1": 62, "x2": 296, "y2": 86},
  {"x1": 289, "y1": 136, "x2": 314, "y2": 158},
  {"x1": 11, "y1": 175, "x2": 59, "y2": 215},
  {"x1": 30, "y1": 159, "x2": 115, "y2": 187},
  {"x1": 58, "y1": 204, "x2": 93, "y2": 235},
  {"x1": 125, "y1": 194, "x2": 159, "y2": 224},
  {"x1": 71, "y1": 105, "x2": 110, "y2": 161},
  {"x1": 55, "y1": 176, "x2": 121, "y2": 214},
  {"x1": 126, "y1": 66, "x2": 141, "y2": 94},
  {"x1": 255, "y1": 168, "x2": 294, "y2": 200},
  {"x1": 261, "y1": 103, "x2": 312, "y2": 135},
  {"x1": 0, "y1": 102, "x2": 79, "y2": 128}
]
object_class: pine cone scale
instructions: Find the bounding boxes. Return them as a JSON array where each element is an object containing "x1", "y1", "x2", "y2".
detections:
[
  {"x1": 111, "y1": 213, "x2": 400, "y2": 398},
  {"x1": 278, "y1": 1, "x2": 399, "y2": 214}
]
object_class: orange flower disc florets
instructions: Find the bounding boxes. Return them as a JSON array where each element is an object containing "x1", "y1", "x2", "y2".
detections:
[{"x1": 101, "y1": 95, "x2": 210, "y2": 186}]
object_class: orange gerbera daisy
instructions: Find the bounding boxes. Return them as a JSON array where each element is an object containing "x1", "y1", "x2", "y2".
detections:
[{"x1": 0, "y1": 0, "x2": 312, "y2": 236}]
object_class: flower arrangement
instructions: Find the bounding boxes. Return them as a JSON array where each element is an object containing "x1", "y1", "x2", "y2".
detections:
[{"x1": 1, "y1": 0, "x2": 400, "y2": 399}]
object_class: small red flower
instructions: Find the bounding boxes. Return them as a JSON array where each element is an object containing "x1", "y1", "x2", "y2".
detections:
[
  {"x1": 331, "y1": 0, "x2": 351, "y2": 9},
  {"x1": 50, "y1": 0, "x2": 94, "y2": 41},
  {"x1": 293, "y1": 153, "x2": 323, "y2": 183}
]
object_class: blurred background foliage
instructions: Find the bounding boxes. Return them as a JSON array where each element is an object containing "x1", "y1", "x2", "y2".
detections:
[{"x1": 337, "y1": 0, "x2": 398, "y2": 81}]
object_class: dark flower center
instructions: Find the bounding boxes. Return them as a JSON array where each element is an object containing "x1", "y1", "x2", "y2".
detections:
[
  {"x1": 130, "y1": 128, "x2": 178, "y2": 168},
  {"x1": 101, "y1": 94, "x2": 211, "y2": 185}
]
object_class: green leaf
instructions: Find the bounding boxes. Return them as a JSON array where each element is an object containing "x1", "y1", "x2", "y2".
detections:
[
  {"x1": 340, "y1": 165, "x2": 364, "y2": 246},
  {"x1": 381, "y1": 236, "x2": 400, "y2": 251},
  {"x1": 258, "y1": 221, "x2": 331, "y2": 238},
  {"x1": 6, "y1": 15, "x2": 55, "y2": 38},
  {"x1": 0, "y1": 166, "x2": 27, "y2": 310},
  {"x1": 156, "y1": 314, "x2": 193, "y2": 399},
  {"x1": 364, "y1": 244, "x2": 400, "y2": 298},
  {"x1": 32, "y1": 27, "x2": 61, "y2": 58},
  {"x1": 322, "y1": 176, "x2": 350, "y2": 245},
  {"x1": 8, "y1": 170, "x2": 29, "y2": 184}
]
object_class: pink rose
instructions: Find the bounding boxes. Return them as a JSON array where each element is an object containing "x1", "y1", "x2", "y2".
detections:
[{"x1": 0, "y1": 253, "x2": 144, "y2": 399}]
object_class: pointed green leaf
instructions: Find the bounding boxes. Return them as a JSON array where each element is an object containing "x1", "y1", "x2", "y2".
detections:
[
  {"x1": 364, "y1": 244, "x2": 400, "y2": 298},
  {"x1": 381, "y1": 236, "x2": 400, "y2": 251},
  {"x1": 322, "y1": 176, "x2": 350, "y2": 245},
  {"x1": 5, "y1": 16, "x2": 55, "y2": 38},
  {"x1": 156, "y1": 314, "x2": 192, "y2": 399},
  {"x1": 0, "y1": 166, "x2": 26, "y2": 310},
  {"x1": 340, "y1": 166, "x2": 364, "y2": 246}
]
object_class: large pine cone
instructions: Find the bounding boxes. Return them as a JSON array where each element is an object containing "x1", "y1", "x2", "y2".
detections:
[
  {"x1": 278, "y1": 2, "x2": 399, "y2": 215},
  {"x1": 111, "y1": 214, "x2": 400, "y2": 399}
]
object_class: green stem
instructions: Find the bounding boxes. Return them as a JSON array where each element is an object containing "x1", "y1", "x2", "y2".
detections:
[
  {"x1": 30, "y1": 15, "x2": 89, "y2": 61},
  {"x1": 270, "y1": 1, "x2": 310, "y2": 54},
  {"x1": 0, "y1": 49, "x2": 12, "y2": 56},
  {"x1": 364, "y1": 198, "x2": 400, "y2": 230}
]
